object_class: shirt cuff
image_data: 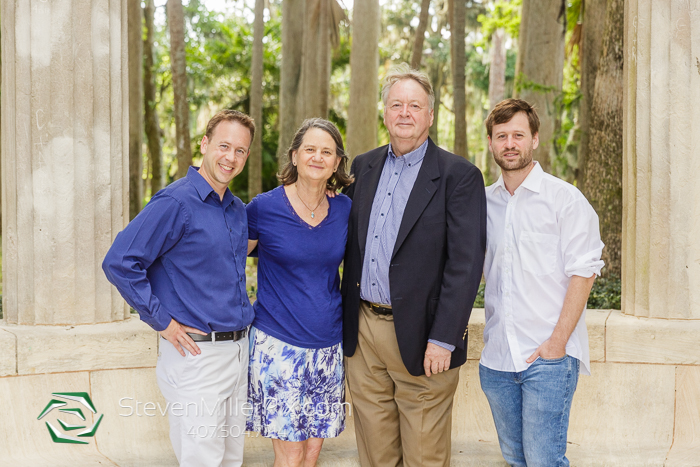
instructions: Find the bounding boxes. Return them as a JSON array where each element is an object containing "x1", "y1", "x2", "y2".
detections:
[
  {"x1": 428, "y1": 339, "x2": 455, "y2": 352},
  {"x1": 146, "y1": 309, "x2": 172, "y2": 333}
]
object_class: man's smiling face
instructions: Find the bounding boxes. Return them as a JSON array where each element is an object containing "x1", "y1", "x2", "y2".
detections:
[
  {"x1": 198, "y1": 120, "x2": 251, "y2": 197},
  {"x1": 383, "y1": 78, "x2": 434, "y2": 156}
]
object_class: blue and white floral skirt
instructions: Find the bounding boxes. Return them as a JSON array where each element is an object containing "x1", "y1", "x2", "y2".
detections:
[{"x1": 246, "y1": 326, "x2": 346, "y2": 441}]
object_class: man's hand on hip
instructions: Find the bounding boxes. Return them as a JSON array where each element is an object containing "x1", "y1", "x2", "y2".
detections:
[
  {"x1": 159, "y1": 318, "x2": 207, "y2": 357},
  {"x1": 424, "y1": 342, "x2": 452, "y2": 377}
]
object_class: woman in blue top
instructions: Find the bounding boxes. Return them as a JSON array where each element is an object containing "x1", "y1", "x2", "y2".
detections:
[{"x1": 246, "y1": 118, "x2": 353, "y2": 466}]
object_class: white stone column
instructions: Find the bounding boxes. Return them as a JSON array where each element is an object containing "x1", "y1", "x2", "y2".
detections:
[
  {"x1": 623, "y1": 0, "x2": 700, "y2": 319},
  {"x1": 1, "y1": 0, "x2": 129, "y2": 324}
]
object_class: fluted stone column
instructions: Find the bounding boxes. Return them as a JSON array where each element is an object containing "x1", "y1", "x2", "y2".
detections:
[
  {"x1": 1, "y1": 0, "x2": 129, "y2": 325},
  {"x1": 623, "y1": 0, "x2": 700, "y2": 319}
]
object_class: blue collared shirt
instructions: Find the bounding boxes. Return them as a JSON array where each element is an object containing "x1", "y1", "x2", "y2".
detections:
[
  {"x1": 102, "y1": 166, "x2": 253, "y2": 333},
  {"x1": 361, "y1": 140, "x2": 428, "y2": 305},
  {"x1": 360, "y1": 139, "x2": 454, "y2": 352}
]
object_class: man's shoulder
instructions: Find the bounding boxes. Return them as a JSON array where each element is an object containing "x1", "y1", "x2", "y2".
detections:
[
  {"x1": 540, "y1": 171, "x2": 587, "y2": 204},
  {"x1": 158, "y1": 176, "x2": 195, "y2": 201},
  {"x1": 430, "y1": 144, "x2": 479, "y2": 179},
  {"x1": 353, "y1": 145, "x2": 389, "y2": 166},
  {"x1": 142, "y1": 177, "x2": 197, "y2": 218}
]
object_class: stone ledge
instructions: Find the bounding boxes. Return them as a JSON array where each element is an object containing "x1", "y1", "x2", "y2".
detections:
[
  {"x1": 0, "y1": 327, "x2": 17, "y2": 376},
  {"x1": 0, "y1": 317, "x2": 158, "y2": 375},
  {"x1": 2, "y1": 360, "x2": 700, "y2": 465},
  {"x1": 606, "y1": 311, "x2": 700, "y2": 364}
]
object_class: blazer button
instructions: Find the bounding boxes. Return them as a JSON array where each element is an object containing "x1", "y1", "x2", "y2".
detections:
[{"x1": 356, "y1": 282, "x2": 360, "y2": 287}]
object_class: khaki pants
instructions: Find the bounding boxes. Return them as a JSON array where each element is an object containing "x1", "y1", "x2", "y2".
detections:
[{"x1": 346, "y1": 301, "x2": 460, "y2": 467}]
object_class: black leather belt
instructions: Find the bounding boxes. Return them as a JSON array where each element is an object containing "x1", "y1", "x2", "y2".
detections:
[
  {"x1": 362, "y1": 300, "x2": 393, "y2": 316},
  {"x1": 187, "y1": 329, "x2": 247, "y2": 342}
]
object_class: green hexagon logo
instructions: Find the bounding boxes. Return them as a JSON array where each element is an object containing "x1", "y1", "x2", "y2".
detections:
[{"x1": 37, "y1": 392, "x2": 104, "y2": 444}]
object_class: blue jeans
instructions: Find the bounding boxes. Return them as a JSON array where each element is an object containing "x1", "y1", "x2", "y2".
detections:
[{"x1": 479, "y1": 356, "x2": 580, "y2": 467}]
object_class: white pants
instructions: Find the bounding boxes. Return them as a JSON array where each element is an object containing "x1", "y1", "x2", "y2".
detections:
[{"x1": 156, "y1": 336, "x2": 249, "y2": 467}]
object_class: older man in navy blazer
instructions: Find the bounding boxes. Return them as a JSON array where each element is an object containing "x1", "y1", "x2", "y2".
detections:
[{"x1": 341, "y1": 63, "x2": 487, "y2": 466}]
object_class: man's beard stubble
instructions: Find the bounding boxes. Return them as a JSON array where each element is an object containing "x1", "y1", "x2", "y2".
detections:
[{"x1": 493, "y1": 146, "x2": 533, "y2": 173}]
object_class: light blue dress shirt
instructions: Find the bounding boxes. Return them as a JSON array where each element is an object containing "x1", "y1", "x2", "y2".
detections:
[{"x1": 360, "y1": 140, "x2": 455, "y2": 352}]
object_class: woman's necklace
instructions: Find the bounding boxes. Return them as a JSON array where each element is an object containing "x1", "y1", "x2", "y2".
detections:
[{"x1": 295, "y1": 183, "x2": 325, "y2": 219}]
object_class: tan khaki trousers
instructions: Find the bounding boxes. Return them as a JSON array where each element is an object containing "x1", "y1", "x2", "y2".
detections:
[{"x1": 346, "y1": 301, "x2": 460, "y2": 467}]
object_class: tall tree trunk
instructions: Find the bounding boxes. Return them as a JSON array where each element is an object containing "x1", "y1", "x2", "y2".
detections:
[
  {"x1": 167, "y1": 0, "x2": 192, "y2": 179},
  {"x1": 249, "y1": 0, "x2": 265, "y2": 200},
  {"x1": 486, "y1": 27, "x2": 507, "y2": 182},
  {"x1": 577, "y1": 0, "x2": 607, "y2": 187},
  {"x1": 277, "y1": 0, "x2": 304, "y2": 161},
  {"x1": 410, "y1": 0, "x2": 431, "y2": 69},
  {"x1": 429, "y1": 63, "x2": 443, "y2": 145},
  {"x1": 449, "y1": 0, "x2": 468, "y2": 158},
  {"x1": 515, "y1": 0, "x2": 566, "y2": 173},
  {"x1": 144, "y1": 0, "x2": 163, "y2": 195},
  {"x1": 128, "y1": 0, "x2": 143, "y2": 219},
  {"x1": 299, "y1": 0, "x2": 331, "y2": 119},
  {"x1": 347, "y1": 0, "x2": 380, "y2": 159},
  {"x1": 580, "y1": 0, "x2": 623, "y2": 277}
]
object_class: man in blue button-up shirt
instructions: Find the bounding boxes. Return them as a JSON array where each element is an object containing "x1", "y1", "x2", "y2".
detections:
[{"x1": 103, "y1": 110, "x2": 255, "y2": 466}]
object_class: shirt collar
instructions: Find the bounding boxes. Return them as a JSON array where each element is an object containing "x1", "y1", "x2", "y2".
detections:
[
  {"x1": 187, "y1": 166, "x2": 235, "y2": 206},
  {"x1": 387, "y1": 138, "x2": 429, "y2": 167},
  {"x1": 518, "y1": 161, "x2": 544, "y2": 194},
  {"x1": 492, "y1": 161, "x2": 544, "y2": 195}
]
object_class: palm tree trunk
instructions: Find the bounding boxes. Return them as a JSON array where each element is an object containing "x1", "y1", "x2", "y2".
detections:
[
  {"x1": 410, "y1": 0, "x2": 431, "y2": 69},
  {"x1": 514, "y1": 0, "x2": 566, "y2": 173},
  {"x1": 143, "y1": 0, "x2": 163, "y2": 194},
  {"x1": 581, "y1": 0, "x2": 623, "y2": 276},
  {"x1": 128, "y1": 0, "x2": 143, "y2": 219},
  {"x1": 249, "y1": 0, "x2": 265, "y2": 199},
  {"x1": 577, "y1": 0, "x2": 607, "y2": 187},
  {"x1": 449, "y1": 0, "x2": 468, "y2": 158},
  {"x1": 167, "y1": 0, "x2": 192, "y2": 179},
  {"x1": 277, "y1": 0, "x2": 304, "y2": 161},
  {"x1": 347, "y1": 0, "x2": 380, "y2": 159}
]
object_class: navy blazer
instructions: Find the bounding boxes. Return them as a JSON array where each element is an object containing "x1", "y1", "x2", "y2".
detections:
[{"x1": 341, "y1": 138, "x2": 487, "y2": 376}]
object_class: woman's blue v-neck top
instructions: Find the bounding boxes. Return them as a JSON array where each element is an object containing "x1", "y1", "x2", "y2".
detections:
[{"x1": 247, "y1": 185, "x2": 351, "y2": 349}]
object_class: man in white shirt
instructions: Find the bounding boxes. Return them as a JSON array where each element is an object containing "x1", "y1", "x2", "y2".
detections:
[{"x1": 480, "y1": 99, "x2": 604, "y2": 467}]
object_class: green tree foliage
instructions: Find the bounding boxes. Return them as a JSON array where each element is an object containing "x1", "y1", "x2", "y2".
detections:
[
  {"x1": 143, "y1": 0, "x2": 586, "y2": 197},
  {"x1": 477, "y1": 0, "x2": 521, "y2": 41},
  {"x1": 149, "y1": 1, "x2": 282, "y2": 202}
]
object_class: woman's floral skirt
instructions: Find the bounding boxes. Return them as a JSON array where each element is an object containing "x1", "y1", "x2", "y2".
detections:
[{"x1": 246, "y1": 326, "x2": 346, "y2": 441}]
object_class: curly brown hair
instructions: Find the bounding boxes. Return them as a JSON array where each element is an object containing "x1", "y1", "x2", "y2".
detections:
[{"x1": 277, "y1": 118, "x2": 354, "y2": 191}]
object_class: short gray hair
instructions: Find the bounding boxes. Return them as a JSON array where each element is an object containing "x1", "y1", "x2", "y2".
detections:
[{"x1": 381, "y1": 63, "x2": 435, "y2": 110}]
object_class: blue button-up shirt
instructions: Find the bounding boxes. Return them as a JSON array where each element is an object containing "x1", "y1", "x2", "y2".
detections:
[
  {"x1": 103, "y1": 166, "x2": 253, "y2": 333},
  {"x1": 360, "y1": 140, "x2": 454, "y2": 352},
  {"x1": 361, "y1": 140, "x2": 428, "y2": 304}
]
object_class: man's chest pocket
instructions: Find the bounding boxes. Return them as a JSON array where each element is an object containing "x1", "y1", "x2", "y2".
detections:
[{"x1": 518, "y1": 231, "x2": 559, "y2": 276}]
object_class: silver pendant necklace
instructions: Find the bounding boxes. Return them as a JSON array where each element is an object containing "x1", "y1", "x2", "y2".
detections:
[{"x1": 295, "y1": 183, "x2": 325, "y2": 219}]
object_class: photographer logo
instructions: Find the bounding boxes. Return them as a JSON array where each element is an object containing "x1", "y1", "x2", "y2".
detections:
[{"x1": 37, "y1": 392, "x2": 104, "y2": 444}]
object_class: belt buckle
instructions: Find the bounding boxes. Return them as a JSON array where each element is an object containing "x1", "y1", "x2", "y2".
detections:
[{"x1": 211, "y1": 331, "x2": 216, "y2": 344}]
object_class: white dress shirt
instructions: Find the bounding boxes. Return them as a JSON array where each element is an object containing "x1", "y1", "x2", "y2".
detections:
[{"x1": 480, "y1": 162, "x2": 604, "y2": 376}]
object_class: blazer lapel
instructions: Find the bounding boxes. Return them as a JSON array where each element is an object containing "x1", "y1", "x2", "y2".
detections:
[
  {"x1": 357, "y1": 147, "x2": 389, "y2": 259},
  {"x1": 391, "y1": 139, "x2": 441, "y2": 258}
]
